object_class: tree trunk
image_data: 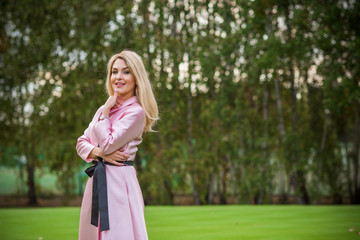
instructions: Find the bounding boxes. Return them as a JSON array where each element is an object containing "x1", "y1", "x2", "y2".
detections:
[
  {"x1": 274, "y1": 77, "x2": 288, "y2": 203},
  {"x1": 187, "y1": 86, "x2": 200, "y2": 205},
  {"x1": 219, "y1": 159, "x2": 227, "y2": 204},
  {"x1": 284, "y1": 2, "x2": 310, "y2": 204},
  {"x1": 343, "y1": 134, "x2": 353, "y2": 202},
  {"x1": 289, "y1": 65, "x2": 310, "y2": 204},
  {"x1": 26, "y1": 147, "x2": 38, "y2": 206},
  {"x1": 261, "y1": 81, "x2": 269, "y2": 204},
  {"x1": 351, "y1": 106, "x2": 360, "y2": 203},
  {"x1": 207, "y1": 172, "x2": 215, "y2": 204},
  {"x1": 225, "y1": 154, "x2": 237, "y2": 197},
  {"x1": 164, "y1": 180, "x2": 174, "y2": 205},
  {"x1": 274, "y1": 78, "x2": 286, "y2": 137}
]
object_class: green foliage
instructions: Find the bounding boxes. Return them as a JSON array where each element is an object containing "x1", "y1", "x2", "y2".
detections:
[{"x1": 1, "y1": 0, "x2": 359, "y2": 204}]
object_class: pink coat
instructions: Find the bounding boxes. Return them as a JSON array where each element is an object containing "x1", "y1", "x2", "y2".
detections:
[{"x1": 76, "y1": 96, "x2": 148, "y2": 240}]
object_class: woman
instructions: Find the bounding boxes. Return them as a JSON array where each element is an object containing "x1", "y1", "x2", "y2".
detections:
[{"x1": 76, "y1": 50, "x2": 158, "y2": 240}]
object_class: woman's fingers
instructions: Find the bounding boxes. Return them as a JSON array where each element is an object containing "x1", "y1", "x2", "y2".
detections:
[
  {"x1": 115, "y1": 151, "x2": 130, "y2": 160},
  {"x1": 115, "y1": 155, "x2": 128, "y2": 161},
  {"x1": 120, "y1": 154, "x2": 130, "y2": 161},
  {"x1": 102, "y1": 156, "x2": 124, "y2": 166},
  {"x1": 104, "y1": 92, "x2": 118, "y2": 109},
  {"x1": 103, "y1": 151, "x2": 129, "y2": 163},
  {"x1": 110, "y1": 160, "x2": 124, "y2": 166}
]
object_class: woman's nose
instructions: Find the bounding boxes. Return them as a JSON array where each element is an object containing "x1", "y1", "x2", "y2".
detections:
[{"x1": 115, "y1": 73, "x2": 122, "y2": 79}]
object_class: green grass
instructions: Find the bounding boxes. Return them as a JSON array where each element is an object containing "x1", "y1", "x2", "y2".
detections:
[{"x1": 0, "y1": 205, "x2": 359, "y2": 240}]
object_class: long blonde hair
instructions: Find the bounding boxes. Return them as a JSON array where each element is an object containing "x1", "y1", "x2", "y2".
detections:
[{"x1": 106, "y1": 50, "x2": 159, "y2": 132}]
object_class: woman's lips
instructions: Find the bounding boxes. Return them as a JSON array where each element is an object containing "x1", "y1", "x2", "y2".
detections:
[{"x1": 115, "y1": 82, "x2": 125, "y2": 88}]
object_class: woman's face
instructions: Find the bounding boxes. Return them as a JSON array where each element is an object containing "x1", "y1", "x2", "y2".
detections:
[{"x1": 111, "y1": 58, "x2": 136, "y2": 100}]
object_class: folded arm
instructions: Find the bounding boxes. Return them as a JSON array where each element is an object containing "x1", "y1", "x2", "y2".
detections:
[
  {"x1": 94, "y1": 107, "x2": 145, "y2": 155},
  {"x1": 76, "y1": 108, "x2": 103, "y2": 162}
]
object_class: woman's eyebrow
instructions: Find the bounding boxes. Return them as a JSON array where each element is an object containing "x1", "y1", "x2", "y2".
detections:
[{"x1": 112, "y1": 67, "x2": 129, "y2": 70}]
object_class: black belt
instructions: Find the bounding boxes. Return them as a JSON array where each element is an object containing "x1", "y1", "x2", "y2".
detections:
[{"x1": 84, "y1": 157, "x2": 133, "y2": 231}]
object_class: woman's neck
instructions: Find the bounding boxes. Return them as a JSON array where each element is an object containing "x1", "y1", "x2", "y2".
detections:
[{"x1": 116, "y1": 94, "x2": 134, "y2": 105}]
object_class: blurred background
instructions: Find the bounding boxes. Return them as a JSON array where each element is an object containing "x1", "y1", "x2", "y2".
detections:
[{"x1": 0, "y1": 0, "x2": 359, "y2": 207}]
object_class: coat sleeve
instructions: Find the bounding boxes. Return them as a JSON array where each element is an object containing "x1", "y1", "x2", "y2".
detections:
[
  {"x1": 76, "y1": 107, "x2": 103, "y2": 162},
  {"x1": 93, "y1": 107, "x2": 145, "y2": 155}
]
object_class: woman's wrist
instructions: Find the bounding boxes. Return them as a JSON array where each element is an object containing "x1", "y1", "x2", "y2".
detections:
[
  {"x1": 102, "y1": 109, "x2": 110, "y2": 117},
  {"x1": 89, "y1": 147, "x2": 104, "y2": 159}
]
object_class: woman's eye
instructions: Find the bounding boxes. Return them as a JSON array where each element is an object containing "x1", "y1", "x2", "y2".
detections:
[
  {"x1": 112, "y1": 71, "x2": 117, "y2": 74},
  {"x1": 124, "y1": 71, "x2": 130, "y2": 74}
]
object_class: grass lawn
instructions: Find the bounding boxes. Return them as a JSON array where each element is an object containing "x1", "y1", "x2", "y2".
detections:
[{"x1": 0, "y1": 205, "x2": 359, "y2": 240}]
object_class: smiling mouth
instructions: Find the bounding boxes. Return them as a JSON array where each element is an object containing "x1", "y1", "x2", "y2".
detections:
[{"x1": 115, "y1": 82, "x2": 125, "y2": 87}]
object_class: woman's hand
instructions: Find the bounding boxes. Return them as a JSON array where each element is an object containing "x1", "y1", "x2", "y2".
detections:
[
  {"x1": 102, "y1": 150, "x2": 130, "y2": 166},
  {"x1": 89, "y1": 147, "x2": 130, "y2": 166},
  {"x1": 102, "y1": 90, "x2": 119, "y2": 117}
]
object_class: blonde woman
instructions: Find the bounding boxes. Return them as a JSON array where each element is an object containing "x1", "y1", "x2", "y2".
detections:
[{"x1": 76, "y1": 50, "x2": 158, "y2": 240}]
